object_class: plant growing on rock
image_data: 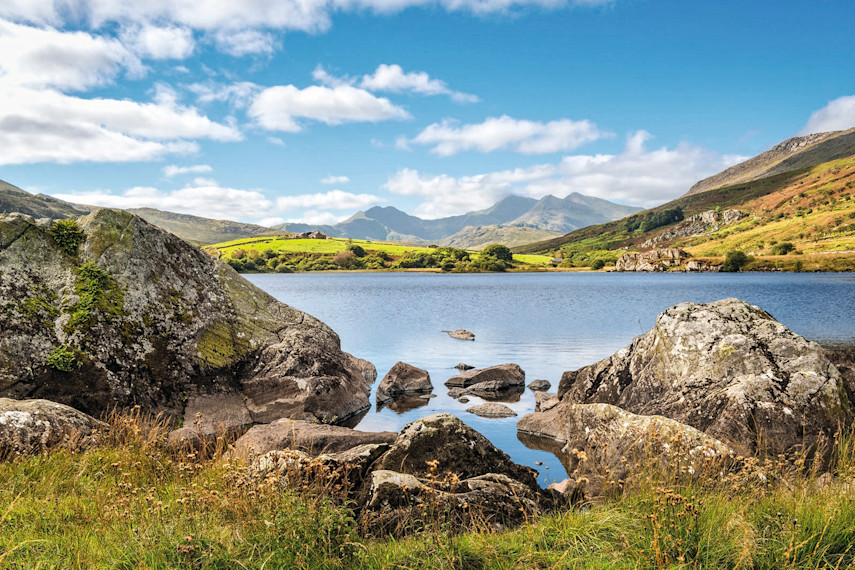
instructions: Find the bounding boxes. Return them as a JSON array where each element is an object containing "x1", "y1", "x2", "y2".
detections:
[
  {"x1": 46, "y1": 345, "x2": 79, "y2": 372},
  {"x1": 50, "y1": 219, "x2": 84, "y2": 256}
]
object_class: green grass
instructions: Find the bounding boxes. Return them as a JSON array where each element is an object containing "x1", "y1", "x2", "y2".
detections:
[{"x1": 3, "y1": 412, "x2": 855, "y2": 568}]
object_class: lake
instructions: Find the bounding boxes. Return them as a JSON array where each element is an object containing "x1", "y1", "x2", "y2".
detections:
[{"x1": 246, "y1": 271, "x2": 855, "y2": 486}]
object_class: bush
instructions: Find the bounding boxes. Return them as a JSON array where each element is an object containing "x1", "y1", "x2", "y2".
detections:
[
  {"x1": 50, "y1": 219, "x2": 84, "y2": 255},
  {"x1": 481, "y1": 244, "x2": 513, "y2": 262},
  {"x1": 771, "y1": 242, "x2": 795, "y2": 255},
  {"x1": 590, "y1": 259, "x2": 606, "y2": 270},
  {"x1": 721, "y1": 250, "x2": 750, "y2": 272},
  {"x1": 46, "y1": 345, "x2": 78, "y2": 372},
  {"x1": 347, "y1": 245, "x2": 367, "y2": 258},
  {"x1": 332, "y1": 250, "x2": 361, "y2": 269}
]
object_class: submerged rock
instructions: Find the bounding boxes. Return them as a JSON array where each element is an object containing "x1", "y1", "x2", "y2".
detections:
[
  {"x1": 0, "y1": 398, "x2": 104, "y2": 457},
  {"x1": 454, "y1": 362, "x2": 475, "y2": 371},
  {"x1": 466, "y1": 403, "x2": 516, "y2": 418},
  {"x1": 443, "y1": 329, "x2": 475, "y2": 341},
  {"x1": 0, "y1": 210, "x2": 374, "y2": 434},
  {"x1": 445, "y1": 364, "x2": 525, "y2": 389},
  {"x1": 528, "y1": 379, "x2": 551, "y2": 391},
  {"x1": 376, "y1": 362, "x2": 432, "y2": 404},
  {"x1": 558, "y1": 298, "x2": 852, "y2": 458}
]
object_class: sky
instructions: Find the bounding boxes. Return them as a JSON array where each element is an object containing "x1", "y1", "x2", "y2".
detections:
[{"x1": 1, "y1": 0, "x2": 854, "y2": 226}]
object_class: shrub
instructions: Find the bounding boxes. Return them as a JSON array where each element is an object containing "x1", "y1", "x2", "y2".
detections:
[
  {"x1": 721, "y1": 250, "x2": 750, "y2": 272},
  {"x1": 771, "y1": 242, "x2": 795, "y2": 255},
  {"x1": 347, "y1": 245, "x2": 367, "y2": 258},
  {"x1": 332, "y1": 250, "x2": 361, "y2": 269},
  {"x1": 590, "y1": 259, "x2": 606, "y2": 270},
  {"x1": 50, "y1": 219, "x2": 84, "y2": 255},
  {"x1": 46, "y1": 345, "x2": 78, "y2": 372},
  {"x1": 481, "y1": 244, "x2": 513, "y2": 262}
]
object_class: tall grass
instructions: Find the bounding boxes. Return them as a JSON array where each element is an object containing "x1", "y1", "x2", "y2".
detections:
[{"x1": 1, "y1": 411, "x2": 854, "y2": 568}]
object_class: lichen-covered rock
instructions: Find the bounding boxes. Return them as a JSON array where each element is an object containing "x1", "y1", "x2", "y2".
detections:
[
  {"x1": 371, "y1": 413, "x2": 539, "y2": 489},
  {"x1": 558, "y1": 298, "x2": 852, "y2": 457},
  {"x1": 518, "y1": 402, "x2": 733, "y2": 499},
  {"x1": 376, "y1": 362, "x2": 432, "y2": 404},
  {"x1": 227, "y1": 418, "x2": 397, "y2": 460},
  {"x1": 466, "y1": 403, "x2": 516, "y2": 418},
  {"x1": 357, "y1": 470, "x2": 547, "y2": 537},
  {"x1": 614, "y1": 248, "x2": 689, "y2": 272},
  {"x1": 445, "y1": 364, "x2": 525, "y2": 389},
  {"x1": 0, "y1": 210, "x2": 373, "y2": 434},
  {"x1": 0, "y1": 398, "x2": 104, "y2": 457}
]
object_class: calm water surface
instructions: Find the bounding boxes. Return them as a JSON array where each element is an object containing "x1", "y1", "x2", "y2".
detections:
[{"x1": 246, "y1": 272, "x2": 855, "y2": 486}]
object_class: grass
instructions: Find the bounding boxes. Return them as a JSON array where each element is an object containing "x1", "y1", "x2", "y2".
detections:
[{"x1": 2, "y1": 411, "x2": 855, "y2": 568}]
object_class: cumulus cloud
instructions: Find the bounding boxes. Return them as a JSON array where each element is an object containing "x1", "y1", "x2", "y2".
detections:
[
  {"x1": 286, "y1": 210, "x2": 352, "y2": 225},
  {"x1": 187, "y1": 81, "x2": 260, "y2": 108},
  {"x1": 248, "y1": 84, "x2": 410, "y2": 132},
  {"x1": 124, "y1": 24, "x2": 195, "y2": 59},
  {"x1": 409, "y1": 115, "x2": 610, "y2": 156},
  {"x1": 276, "y1": 190, "x2": 382, "y2": 210},
  {"x1": 385, "y1": 131, "x2": 743, "y2": 217},
  {"x1": 51, "y1": 181, "x2": 274, "y2": 220},
  {"x1": 359, "y1": 64, "x2": 478, "y2": 103},
  {"x1": 0, "y1": 19, "x2": 141, "y2": 91},
  {"x1": 321, "y1": 175, "x2": 350, "y2": 184},
  {"x1": 163, "y1": 164, "x2": 212, "y2": 177},
  {"x1": 213, "y1": 29, "x2": 276, "y2": 56},
  {"x1": 799, "y1": 95, "x2": 855, "y2": 135}
]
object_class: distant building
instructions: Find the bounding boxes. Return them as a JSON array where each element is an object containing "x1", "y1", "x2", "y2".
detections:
[{"x1": 295, "y1": 231, "x2": 327, "y2": 239}]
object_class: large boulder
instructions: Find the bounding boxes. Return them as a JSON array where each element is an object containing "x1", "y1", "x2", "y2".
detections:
[
  {"x1": 466, "y1": 403, "x2": 516, "y2": 418},
  {"x1": 558, "y1": 298, "x2": 852, "y2": 458},
  {"x1": 0, "y1": 398, "x2": 104, "y2": 457},
  {"x1": 0, "y1": 210, "x2": 374, "y2": 435},
  {"x1": 518, "y1": 402, "x2": 733, "y2": 499},
  {"x1": 371, "y1": 413, "x2": 540, "y2": 489},
  {"x1": 376, "y1": 362, "x2": 432, "y2": 404},
  {"x1": 614, "y1": 248, "x2": 689, "y2": 272},
  {"x1": 445, "y1": 364, "x2": 525, "y2": 389},
  {"x1": 227, "y1": 418, "x2": 397, "y2": 460}
]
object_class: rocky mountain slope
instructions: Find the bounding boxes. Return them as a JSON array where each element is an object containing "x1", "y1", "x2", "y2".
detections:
[
  {"x1": 0, "y1": 180, "x2": 87, "y2": 219},
  {"x1": 685, "y1": 127, "x2": 855, "y2": 196},
  {"x1": 0, "y1": 209, "x2": 374, "y2": 435},
  {"x1": 127, "y1": 208, "x2": 282, "y2": 245}
]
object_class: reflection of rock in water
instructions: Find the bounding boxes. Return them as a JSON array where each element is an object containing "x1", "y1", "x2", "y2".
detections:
[
  {"x1": 376, "y1": 394, "x2": 431, "y2": 414},
  {"x1": 469, "y1": 385, "x2": 524, "y2": 403},
  {"x1": 336, "y1": 407, "x2": 369, "y2": 429},
  {"x1": 517, "y1": 430, "x2": 572, "y2": 474}
]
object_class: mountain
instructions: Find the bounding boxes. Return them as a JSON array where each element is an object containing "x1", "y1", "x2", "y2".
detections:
[
  {"x1": 275, "y1": 193, "x2": 641, "y2": 249},
  {"x1": 0, "y1": 180, "x2": 88, "y2": 219},
  {"x1": 126, "y1": 208, "x2": 280, "y2": 245},
  {"x1": 515, "y1": 131, "x2": 855, "y2": 271},
  {"x1": 685, "y1": 127, "x2": 855, "y2": 196}
]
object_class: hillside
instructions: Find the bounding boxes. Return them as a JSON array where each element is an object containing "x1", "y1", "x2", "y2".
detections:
[
  {"x1": 274, "y1": 193, "x2": 640, "y2": 249},
  {"x1": 127, "y1": 208, "x2": 282, "y2": 245},
  {"x1": 686, "y1": 127, "x2": 855, "y2": 196},
  {"x1": 0, "y1": 179, "x2": 88, "y2": 219},
  {"x1": 515, "y1": 155, "x2": 855, "y2": 271}
]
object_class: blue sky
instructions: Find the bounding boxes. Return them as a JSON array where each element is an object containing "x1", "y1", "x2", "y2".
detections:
[{"x1": 1, "y1": 0, "x2": 854, "y2": 225}]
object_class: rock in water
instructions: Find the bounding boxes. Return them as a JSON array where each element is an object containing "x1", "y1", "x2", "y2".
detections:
[
  {"x1": 527, "y1": 379, "x2": 551, "y2": 391},
  {"x1": 454, "y1": 362, "x2": 475, "y2": 370},
  {"x1": 376, "y1": 362, "x2": 432, "y2": 403},
  {"x1": 0, "y1": 398, "x2": 104, "y2": 457},
  {"x1": 443, "y1": 329, "x2": 475, "y2": 341},
  {"x1": 0, "y1": 210, "x2": 374, "y2": 436},
  {"x1": 466, "y1": 403, "x2": 516, "y2": 418},
  {"x1": 558, "y1": 298, "x2": 852, "y2": 458},
  {"x1": 445, "y1": 364, "x2": 525, "y2": 389}
]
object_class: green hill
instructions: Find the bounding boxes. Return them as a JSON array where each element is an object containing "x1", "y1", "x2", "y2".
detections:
[
  {"x1": 127, "y1": 208, "x2": 282, "y2": 245},
  {"x1": 0, "y1": 179, "x2": 88, "y2": 219}
]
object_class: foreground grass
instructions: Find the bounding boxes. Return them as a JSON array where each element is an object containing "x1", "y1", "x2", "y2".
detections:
[{"x1": 2, "y1": 414, "x2": 854, "y2": 568}]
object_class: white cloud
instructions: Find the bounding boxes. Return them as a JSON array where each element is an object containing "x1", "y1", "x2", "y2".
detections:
[
  {"x1": 0, "y1": 19, "x2": 141, "y2": 91},
  {"x1": 321, "y1": 175, "x2": 350, "y2": 184},
  {"x1": 163, "y1": 164, "x2": 212, "y2": 177},
  {"x1": 385, "y1": 131, "x2": 743, "y2": 217},
  {"x1": 286, "y1": 210, "x2": 351, "y2": 225},
  {"x1": 258, "y1": 216, "x2": 286, "y2": 227},
  {"x1": 276, "y1": 190, "x2": 382, "y2": 210},
  {"x1": 125, "y1": 24, "x2": 195, "y2": 59},
  {"x1": 266, "y1": 136, "x2": 285, "y2": 146},
  {"x1": 213, "y1": 29, "x2": 276, "y2": 56},
  {"x1": 51, "y1": 181, "x2": 274, "y2": 220},
  {"x1": 409, "y1": 115, "x2": 610, "y2": 156},
  {"x1": 799, "y1": 95, "x2": 855, "y2": 135},
  {"x1": 359, "y1": 64, "x2": 478, "y2": 102},
  {"x1": 187, "y1": 81, "x2": 260, "y2": 108},
  {"x1": 248, "y1": 84, "x2": 410, "y2": 132},
  {"x1": 0, "y1": 86, "x2": 240, "y2": 165}
]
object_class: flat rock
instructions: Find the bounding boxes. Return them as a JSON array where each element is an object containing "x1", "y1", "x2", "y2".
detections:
[
  {"x1": 455, "y1": 363, "x2": 475, "y2": 370},
  {"x1": 447, "y1": 387, "x2": 468, "y2": 399},
  {"x1": 443, "y1": 329, "x2": 475, "y2": 341},
  {"x1": 466, "y1": 403, "x2": 516, "y2": 418},
  {"x1": 445, "y1": 364, "x2": 525, "y2": 389},
  {"x1": 227, "y1": 418, "x2": 396, "y2": 460},
  {"x1": 376, "y1": 362, "x2": 432, "y2": 404},
  {"x1": 528, "y1": 379, "x2": 551, "y2": 391},
  {"x1": 557, "y1": 298, "x2": 852, "y2": 458},
  {"x1": 534, "y1": 392, "x2": 559, "y2": 412},
  {"x1": 0, "y1": 398, "x2": 104, "y2": 457}
]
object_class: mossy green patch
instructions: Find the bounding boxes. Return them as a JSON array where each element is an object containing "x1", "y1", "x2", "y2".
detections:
[
  {"x1": 66, "y1": 262, "x2": 126, "y2": 333},
  {"x1": 46, "y1": 345, "x2": 80, "y2": 372},
  {"x1": 49, "y1": 219, "x2": 84, "y2": 256},
  {"x1": 196, "y1": 319, "x2": 253, "y2": 368}
]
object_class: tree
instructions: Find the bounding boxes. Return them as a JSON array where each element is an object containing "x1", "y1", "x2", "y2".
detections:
[
  {"x1": 481, "y1": 244, "x2": 513, "y2": 262},
  {"x1": 347, "y1": 244, "x2": 367, "y2": 257},
  {"x1": 721, "y1": 250, "x2": 750, "y2": 272}
]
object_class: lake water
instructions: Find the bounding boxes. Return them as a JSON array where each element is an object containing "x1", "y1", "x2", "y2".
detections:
[{"x1": 246, "y1": 271, "x2": 855, "y2": 487}]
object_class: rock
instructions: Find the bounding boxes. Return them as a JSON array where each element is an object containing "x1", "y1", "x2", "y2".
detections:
[
  {"x1": 445, "y1": 364, "x2": 525, "y2": 389},
  {"x1": 614, "y1": 248, "x2": 689, "y2": 272},
  {"x1": 0, "y1": 210, "x2": 373, "y2": 435},
  {"x1": 358, "y1": 470, "x2": 547, "y2": 537},
  {"x1": 825, "y1": 347, "x2": 855, "y2": 406},
  {"x1": 466, "y1": 403, "x2": 517, "y2": 418},
  {"x1": 226, "y1": 418, "x2": 396, "y2": 460},
  {"x1": 557, "y1": 299, "x2": 852, "y2": 458},
  {"x1": 528, "y1": 379, "x2": 551, "y2": 391},
  {"x1": 534, "y1": 392, "x2": 559, "y2": 412},
  {"x1": 443, "y1": 329, "x2": 475, "y2": 341},
  {"x1": 455, "y1": 363, "x2": 475, "y2": 370},
  {"x1": 458, "y1": 397, "x2": 470, "y2": 403},
  {"x1": 371, "y1": 413, "x2": 539, "y2": 489},
  {"x1": 639, "y1": 209, "x2": 748, "y2": 249},
  {"x1": 376, "y1": 362, "x2": 432, "y2": 404},
  {"x1": 447, "y1": 387, "x2": 468, "y2": 399},
  {"x1": 518, "y1": 402, "x2": 733, "y2": 499},
  {"x1": 0, "y1": 398, "x2": 104, "y2": 457}
]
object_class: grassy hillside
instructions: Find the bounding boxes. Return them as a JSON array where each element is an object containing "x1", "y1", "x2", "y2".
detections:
[
  {"x1": 515, "y1": 156, "x2": 855, "y2": 271},
  {"x1": 0, "y1": 179, "x2": 88, "y2": 219},
  {"x1": 439, "y1": 225, "x2": 561, "y2": 250},
  {"x1": 128, "y1": 208, "x2": 282, "y2": 245},
  {"x1": 209, "y1": 235, "x2": 553, "y2": 272}
]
